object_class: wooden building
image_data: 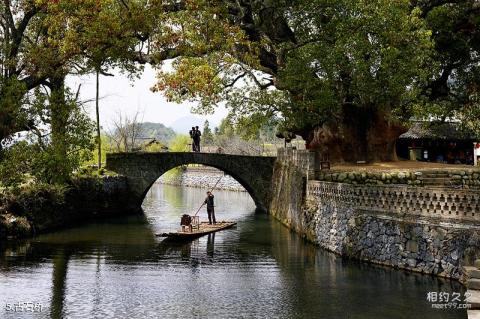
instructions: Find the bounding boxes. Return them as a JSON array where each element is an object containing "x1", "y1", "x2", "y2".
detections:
[{"x1": 396, "y1": 122, "x2": 478, "y2": 165}]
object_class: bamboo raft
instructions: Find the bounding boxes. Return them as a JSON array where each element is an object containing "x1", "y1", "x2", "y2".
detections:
[{"x1": 157, "y1": 221, "x2": 237, "y2": 240}]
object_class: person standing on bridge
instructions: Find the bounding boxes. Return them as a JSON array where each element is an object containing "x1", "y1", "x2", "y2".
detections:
[
  {"x1": 204, "y1": 191, "x2": 216, "y2": 224},
  {"x1": 189, "y1": 127, "x2": 197, "y2": 152},
  {"x1": 193, "y1": 126, "x2": 202, "y2": 152}
]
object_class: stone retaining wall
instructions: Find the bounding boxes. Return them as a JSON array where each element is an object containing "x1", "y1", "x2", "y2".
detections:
[
  {"x1": 270, "y1": 148, "x2": 480, "y2": 280},
  {"x1": 158, "y1": 168, "x2": 246, "y2": 192},
  {"x1": 305, "y1": 181, "x2": 480, "y2": 279},
  {"x1": 317, "y1": 169, "x2": 480, "y2": 188},
  {"x1": 317, "y1": 170, "x2": 419, "y2": 185}
]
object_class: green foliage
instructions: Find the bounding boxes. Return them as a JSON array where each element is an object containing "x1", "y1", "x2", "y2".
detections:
[
  {"x1": 164, "y1": 134, "x2": 190, "y2": 177},
  {"x1": 202, "y1": 120, "x2": 214, "y2": 144},
  {"x1": 413, "y1": 1, "x2": 480, "y2": 134},
  {"x1": 282, "y1": 0, "x2": 433, "y2": 122},
  {"x1": 0, "y1": 88, "x2": 94, "y2": 187},
  {"x1": 2, "y1": 182, "x2": 67, "y2": 220},
  {"x1": 145, "y1": 142, "x2": 167, "y2": 152},
  {"x1": 0, "y1": 142, "x2": 34, "y2": 188},
  {"x1": 214, "y1": 115, "x2": 279, "y2": 142},
  {"x1": 0, "y1": 78, "x2": 29, "y2": 148},
  {"x1": 162, "y1": 165, "x2": 186, "y2": 181},
  {"x1": 216, "y1": 117, "x2": 235, "y2": 138},
  {"x1": 35, "y1": 89, "x2": 95, "y2": 184},
  {"x1": 169, "y1": 134, "x2": 191, "y2": 152},
  {"x1": 86, "y1": 135, "x2": 110, "y2": 167},
  {"x1": 76, "y1": 165, "x2": 117, "y2": 178},
  {"x1": 152, "y1": 0, "x2": 434, "y2": 137}
]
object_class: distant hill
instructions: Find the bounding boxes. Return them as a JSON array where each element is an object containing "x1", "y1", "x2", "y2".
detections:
[{"x1": 139, "y1": 122, "x2": 176, "y2": 144}]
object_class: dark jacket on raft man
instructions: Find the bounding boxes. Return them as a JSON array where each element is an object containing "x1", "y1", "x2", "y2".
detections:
[{"x1": 204, "y1": 191, "x2": 216, "y2": 224}]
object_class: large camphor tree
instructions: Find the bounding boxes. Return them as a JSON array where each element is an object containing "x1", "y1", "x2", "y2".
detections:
[
  {"x1": 1, "y1": 0, "x2": 478, "y2": 167},
  {"x1": 146, "y1": 0, "x2": 479, "y2": 163}
]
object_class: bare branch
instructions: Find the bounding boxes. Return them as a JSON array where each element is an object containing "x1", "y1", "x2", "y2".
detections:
[{"x1": 224, "y1": 72, "x2": 248, "y2": 88}]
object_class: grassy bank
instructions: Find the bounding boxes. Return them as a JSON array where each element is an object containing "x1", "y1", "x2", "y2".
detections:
[{"x1": 0, "y1": 175, "x2": 137, "y2": 239}]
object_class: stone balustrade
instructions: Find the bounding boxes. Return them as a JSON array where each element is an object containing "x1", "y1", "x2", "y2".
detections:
[{"x1": 308, "y1": 181, "x2": 480, "y2": 224}]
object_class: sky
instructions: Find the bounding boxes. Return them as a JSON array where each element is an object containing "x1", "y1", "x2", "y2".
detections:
[{"x1": 66, "y1": 64, "x2": 228, "y2": 132}]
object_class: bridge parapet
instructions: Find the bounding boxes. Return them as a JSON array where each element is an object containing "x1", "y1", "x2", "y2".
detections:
[
  {"x1": 277, "y1": 148, "x2": 319, "y2": 179},
  {"x1": 106, "y1": 152, "x2": 276, "y2": 212}
]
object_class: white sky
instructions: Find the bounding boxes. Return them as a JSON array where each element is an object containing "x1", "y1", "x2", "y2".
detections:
[{"x1": 67, "y1": 64, "x2": 228, "y2": 131}]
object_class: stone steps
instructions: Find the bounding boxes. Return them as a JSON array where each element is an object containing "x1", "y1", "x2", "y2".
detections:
[
  {"x1": 467, "y1": 290, "x2": 480, "y2": 310},
  {"x1": 468, "y1": 279, "x2": 480, "y2": 290},
  {"x1": 466, "y1": 267, "x2": 480, "y2": 280},
  {"x1": 468, "y1": 260, "x2": 480, "y2": 319}
]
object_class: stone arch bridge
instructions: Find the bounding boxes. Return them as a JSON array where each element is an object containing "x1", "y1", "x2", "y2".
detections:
[{"x1": 106, "y1": 152, "x2": 277, "y2": 212}]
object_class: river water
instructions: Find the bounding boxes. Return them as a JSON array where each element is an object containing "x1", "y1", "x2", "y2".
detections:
[{"x1": 0, "y1": 184, "x2": 467, "y2": 319}]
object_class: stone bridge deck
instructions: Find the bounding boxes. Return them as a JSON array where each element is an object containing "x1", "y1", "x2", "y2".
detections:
[{"x1": 106, "y1": 152, "x2": 276, "y2": 212}]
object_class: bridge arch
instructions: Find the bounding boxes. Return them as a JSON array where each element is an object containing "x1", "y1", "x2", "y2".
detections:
[{"x1": 106, "y1": 152, "x2": 276, "y2": 212}]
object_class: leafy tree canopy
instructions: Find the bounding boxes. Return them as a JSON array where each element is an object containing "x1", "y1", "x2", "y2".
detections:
[{"x1": 149, "y1": 0, "x2": 479, "y2": 162}]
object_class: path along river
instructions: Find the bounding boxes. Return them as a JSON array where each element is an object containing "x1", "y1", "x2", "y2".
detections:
[{"x1": 0, "y1": 183, "x2": 467, "y2": 318}]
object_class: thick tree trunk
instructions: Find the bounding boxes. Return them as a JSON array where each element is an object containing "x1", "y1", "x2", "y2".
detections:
[
  {"x1": 305, "y1": 106, "x2": 406, "y2": 163},
  {"x1": 95, "y1": 70, "x2": 101, "y2": 169},
  {"x1": 49, "y1": 75, "x2": 71, "y2": 183}
]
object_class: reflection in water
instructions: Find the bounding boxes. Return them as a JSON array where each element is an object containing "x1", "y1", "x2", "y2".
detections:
[
  {"x1": 207, "y1": 233, "x2": 215, "y2": 259},
  {"x1": 0, "y1": 184, "x2": 467, "y2": 319},
  {"x1": 51, "y1": 250, "x2": 70, "y2": 319}
]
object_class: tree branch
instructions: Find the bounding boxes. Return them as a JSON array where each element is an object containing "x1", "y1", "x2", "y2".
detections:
[{"x1": 224, "y1": 72, "x2": 247, "y2": 88}]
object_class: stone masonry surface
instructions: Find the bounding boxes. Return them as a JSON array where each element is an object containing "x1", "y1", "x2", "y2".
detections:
[
  {"x1": 270, "y1": 148, "x2": 480, "y2": 280},
  {"x1": 106, "y1": 152, "x2": 276, "y2": 212}
]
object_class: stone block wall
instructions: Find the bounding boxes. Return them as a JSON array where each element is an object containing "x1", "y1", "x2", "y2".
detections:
[
  {"x1": 308, "y1": 182, "x2": 480, "y2": 223},
  {"x1": 317, "y1": 169, "x2": 480, "y2": 188},
  {"x1": 317, "y1": 170, "x2": 419, "y2": 185},
  {"x1": 305, "y1": 181, "x2": 480, "y2": 279},
  {"x1": 106, "y1": 152, "x2": 276, "y2": 212},
  {"x1": 277, "y1": 148, "x2": 316, "y2": 178},
  {"x1": 270, "y1": 148, "x2": 480, "y2": 280}
]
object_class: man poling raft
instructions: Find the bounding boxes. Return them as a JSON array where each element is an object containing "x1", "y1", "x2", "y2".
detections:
[
  {"x1": 204, "y1": 191, "x2": 216, "y2": 225},
  {"x1": 158, "y1": 173, "x2": 237, "y2": 240}
]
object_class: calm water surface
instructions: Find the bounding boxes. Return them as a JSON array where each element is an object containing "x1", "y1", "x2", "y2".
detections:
[{"x1": 0, "y1": 184, "x2": 467, "y2": 318}]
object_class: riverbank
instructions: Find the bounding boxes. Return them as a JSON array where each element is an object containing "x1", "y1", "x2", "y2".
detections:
[
  {"x1": 158, "y1": 166, "x2": 246, "y2": 192},
  {"x1": 0, "y1": 176, "x2": 140, "y2": 239},
  {"x1": 270, "y1": 148, "x2": 480, "y2": 282}
]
